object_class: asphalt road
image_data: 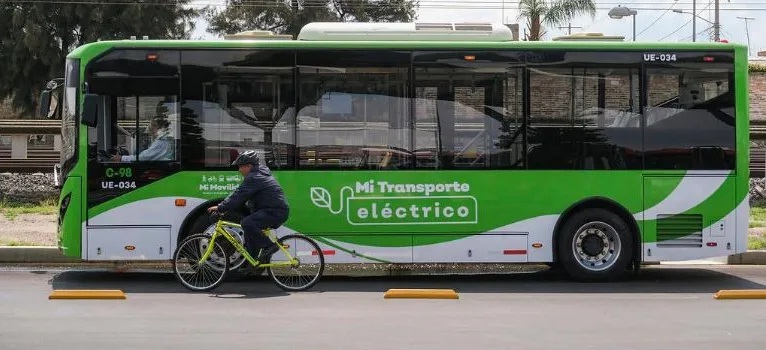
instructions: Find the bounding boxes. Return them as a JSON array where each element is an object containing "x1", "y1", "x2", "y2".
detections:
[{"x1": 1, "y1": 265, "x2": 766, "y2": 350}]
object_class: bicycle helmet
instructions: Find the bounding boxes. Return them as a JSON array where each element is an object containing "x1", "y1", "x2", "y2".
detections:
[{"x1": 231, "y1": 150, "x2": 260, "y2": 167}]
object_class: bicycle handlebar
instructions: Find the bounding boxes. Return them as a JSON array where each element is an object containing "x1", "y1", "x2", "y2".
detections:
[{"x1": 208, "y1": 210, "x2": 226, "y2": 223}]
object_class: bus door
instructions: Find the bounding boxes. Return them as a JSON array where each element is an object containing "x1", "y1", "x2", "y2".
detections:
[
  {"x1": 641, "y1": 57, "x2": 737, "y2": 261},
  {"x1": 83, "y1": 49, "x2": 182, "y2": 260},
  {"x1": 412, "y1": 51, "x2": 528, "y2": 263}
]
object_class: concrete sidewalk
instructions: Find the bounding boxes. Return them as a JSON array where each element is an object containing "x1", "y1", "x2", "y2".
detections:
[{"x1": 1, "y1": 246, "x2": 765, "y2": 265}]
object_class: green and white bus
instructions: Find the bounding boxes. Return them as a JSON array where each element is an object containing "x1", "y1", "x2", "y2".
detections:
[{"x1": 40, "y1": 22, "x2": 749, "y2": 281}]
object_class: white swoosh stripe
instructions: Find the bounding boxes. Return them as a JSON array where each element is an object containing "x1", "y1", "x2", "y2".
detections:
[{"x1": 634, "y1": 171, "x2": 730, "y2": 220}]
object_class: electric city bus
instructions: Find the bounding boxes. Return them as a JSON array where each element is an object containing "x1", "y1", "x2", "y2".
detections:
[{"x1": 38, "y1": 22, "x2": 750, "y2": 281}]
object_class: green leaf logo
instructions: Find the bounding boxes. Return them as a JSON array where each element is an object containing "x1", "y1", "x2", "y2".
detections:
[{"x1": 310, "y1": 187, "x2": 332, "y2": 209}]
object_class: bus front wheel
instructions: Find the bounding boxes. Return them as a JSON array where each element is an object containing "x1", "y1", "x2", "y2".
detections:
[
  {"x1": 186, "y1": 210, "x2": 265, "y2": 279},
  {"x1": 556, "y1": 208, "x2": 634, "y2": 282}
]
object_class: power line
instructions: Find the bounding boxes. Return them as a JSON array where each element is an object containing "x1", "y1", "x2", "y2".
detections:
[
  {"x1": 6, "y1": 0, "x2": 766, "y2": 10},
  {"x1": 678, "y1": 26, "x2": 712, "y2": 42},
  {"x1": 8, "y1": 0, "x2": 766, "y2": 3},
  {"x1": 659, "y1": 1, "x2": 714, "y2": 41},
  {"x1": 659, "y1": 0, "x2": 719, "y2": 41},
  {"x1": 659, "y1": 17, "x2": 693, "y2": 41},
  {"x1": 635, "y1": 1, "x2": 676, "y2": 38},
  {"x1": 582, "y1": 0, "x2": 641, "y2": 32}
]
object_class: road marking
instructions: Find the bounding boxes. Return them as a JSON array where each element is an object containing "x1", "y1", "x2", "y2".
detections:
[
  {"x1": 384, "y1": 288, "x2": 459, "y2": 299},
  {"x1": 49, "y1": 290, "x2": 126, "y2": 300},
  {"x1": 713, "y1": 289, "x2": 766, "y2": 300}
]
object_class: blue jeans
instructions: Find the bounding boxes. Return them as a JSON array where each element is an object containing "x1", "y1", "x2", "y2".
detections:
[{"x1": 240, "y1": 209, "x2": 288, "y2": 254}]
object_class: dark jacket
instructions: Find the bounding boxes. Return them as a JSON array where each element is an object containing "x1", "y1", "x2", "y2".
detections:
[{"x1": 217, "y1": 164, "x2": 289, "y2": 214}]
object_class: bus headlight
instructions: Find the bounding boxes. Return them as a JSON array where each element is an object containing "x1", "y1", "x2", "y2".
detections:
[{"x1": 59, "y1": 192, "x2": 71, "y2": 228}]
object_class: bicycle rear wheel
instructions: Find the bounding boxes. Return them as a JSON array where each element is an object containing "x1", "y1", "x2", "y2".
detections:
[
  {"x1": 267, "y1": 234, "x2": 325, "y2": 292},
  {"x1": 172, "y1": 233, "x2": 230, "y2": 292}
]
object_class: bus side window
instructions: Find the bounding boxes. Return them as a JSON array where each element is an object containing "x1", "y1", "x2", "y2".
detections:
[
  {"x1": 179, "y1": 49, "x2": 296, "y2": 170},
  {"x1": 296, "y1": 50, "x2": 411, "y2": 170},
  {"x1": 644, "y1": 62, "x2": 735, "y2": 170},
  {"x1": 526, "y1": 51, "x2": 642, "y2": 170},
  {"x1": 105, "y1": 96, "x2": 179, "y2": 163},
  {"x1": 413, "y1": 51, "x2": 525, "y2": 170}
]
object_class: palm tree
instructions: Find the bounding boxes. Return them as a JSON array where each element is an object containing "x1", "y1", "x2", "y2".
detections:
[{"x1": 518, "y1": 0, "x2": 597, "y2": 41}]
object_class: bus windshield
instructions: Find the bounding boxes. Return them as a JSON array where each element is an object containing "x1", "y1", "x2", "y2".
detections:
[{"x1": 61, "y1": 58, "x2": 79, "y2": 176}]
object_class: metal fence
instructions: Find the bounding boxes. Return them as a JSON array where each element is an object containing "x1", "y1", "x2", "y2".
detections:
[{"x1": 0, "y1": 120, "x2": 61, "y2": 173}]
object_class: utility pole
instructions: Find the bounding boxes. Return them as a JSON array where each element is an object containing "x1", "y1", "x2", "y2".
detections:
[
  {"x1": 692, "y1": 0, "x2": 696, "y2": 42},
  {"x1": 714, "y1": 0, "x2": 720, "y2": 41},
  {"x1": 558, "y1": 23, "x2": 582, "y2": 35},
  {"x1": 737, "y1": 16, "x2": 755, "y2": 55},
  {"x1": 713, "y1": 0, "x2": 732, "y2": 42}
]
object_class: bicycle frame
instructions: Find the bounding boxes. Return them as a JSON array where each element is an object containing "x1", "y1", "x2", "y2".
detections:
[{"x1": 198, "y1": 219, "x2": 297, "y2": 268}]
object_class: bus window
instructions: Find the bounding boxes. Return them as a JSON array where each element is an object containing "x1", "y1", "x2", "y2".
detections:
[
  {"x1": 643, "y1": 53, "x2": 735, "y2": 170},
  {"x1": 296, "y1": 50, "x2": 411, "y2": 170},
  {"x1": 89, "y1": 95, "x2": 179, "y2": 164},
  {"x1": 526, "y1": 51, "x2": 642, "y2": 170},
  {"x1": 118, "y1": 96, "x2": 178, "y2": 163},
  {"x1": 180, "y1": 50, "x2": 295, "y2": 169},
  {"x1": 413, "y1": 51, "x2": 525, "y2": 170},
  {"x1": 85, "y1": 49, "x2": 181, "y2": 165}
]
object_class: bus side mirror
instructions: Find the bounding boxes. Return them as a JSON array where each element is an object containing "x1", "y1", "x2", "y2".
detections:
[
  {"x1": 39, "y1": 90, "x2": 52, "y2": 118},
  {"x1": 82, "y1": 94, "x2": 99, "y2": 127}
]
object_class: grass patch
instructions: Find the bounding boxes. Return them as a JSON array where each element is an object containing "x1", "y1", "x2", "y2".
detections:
[
  {"x1": 0, "y1": 238, "x2": 44, "y2": 246},
  {"x1": 749, "y1": 204, "x2": 766, "y2": 228},
  {"x1": 0, "y1": 198, "x2": 57, "y2": 220},
  {"x1": 749, "y1": 201, "x2": 766, "y2": 250},
  {"x1": 749, "y1": 235, "x2": 766, "y2": 250}
]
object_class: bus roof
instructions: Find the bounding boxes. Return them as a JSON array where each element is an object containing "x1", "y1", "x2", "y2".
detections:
[
  {"x1": 296, "y1": 22, "x2": 515, "y2": 41},
  {"x1": 66, "y1": 22, "x2": 746, "y2": 59}
]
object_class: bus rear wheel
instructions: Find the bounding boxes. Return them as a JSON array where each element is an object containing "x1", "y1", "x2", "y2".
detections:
[{"x1": 556, "y1": 208, "x2": 633, "y2": 282}]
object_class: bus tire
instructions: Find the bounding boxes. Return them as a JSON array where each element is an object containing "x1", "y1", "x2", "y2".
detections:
[
  {"x1": 556, "y1": 208, "x2": 633, "y2": 282},
  {"x1": 185, "y1": 211, "x2": 266, "y2": 279}
]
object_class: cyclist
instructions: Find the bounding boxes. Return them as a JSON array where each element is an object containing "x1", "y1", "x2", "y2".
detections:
[{"x1": 207, "y1": 150, "x2": 289, "y2": 262}]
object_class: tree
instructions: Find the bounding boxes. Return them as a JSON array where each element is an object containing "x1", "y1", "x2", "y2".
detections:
[
  {"x1": 518, "y1": 0, "x2": 596, "y2": 41},
  {"x1": 205, "y1": 0, "x2": 418, "y2": 38},
  {"x1": 0, "y1": 1, "x2": 200, "y2": 116}
]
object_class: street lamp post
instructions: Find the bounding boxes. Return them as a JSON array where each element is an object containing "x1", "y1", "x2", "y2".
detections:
[
  {"x1": 609, "y1": 6, "x2": 639, "y2": 115},
  {"x1": 608, "y1": 6, "x2": 638, "y2": 41}
]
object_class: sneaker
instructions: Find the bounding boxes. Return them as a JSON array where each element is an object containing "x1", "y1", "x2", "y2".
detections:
[{"x1": 255, "y1": 243, "x2": 279, "y2": 262}]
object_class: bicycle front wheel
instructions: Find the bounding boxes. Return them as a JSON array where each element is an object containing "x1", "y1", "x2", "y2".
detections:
[
  {"x1": 267, "y1": 234, "x2": 325, "y2": 292},
  {"x1": 172, "y1": 234, "x2": 230, "y2": 292}
]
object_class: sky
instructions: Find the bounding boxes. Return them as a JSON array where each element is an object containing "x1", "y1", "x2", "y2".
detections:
[{"x1": 188, "y1": 0, "x2": 765, "y2": 57}]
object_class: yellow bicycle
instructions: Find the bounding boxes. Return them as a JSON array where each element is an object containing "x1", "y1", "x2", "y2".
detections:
[{"x1": 172, "y1": 212, "x2": 325, "y2": 292}]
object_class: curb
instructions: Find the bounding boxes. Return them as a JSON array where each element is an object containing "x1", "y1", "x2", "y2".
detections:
[
  {"x1": 1, "y1": 246, "x2": 766, "y2": 265},
  {"x1": 0, "y1": 246, "x2": 78, "y2": 263},
  {"x1": 727, "y1": 251, "x2": 766, "y2": 265}
]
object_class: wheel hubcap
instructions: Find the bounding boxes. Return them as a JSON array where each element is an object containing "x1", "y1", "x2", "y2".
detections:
[
  {"x1": 200, "y1": 224, "x2": 247, "y2": 270},
  {"x1": 571, "y1": 221, "x2": 622, "y2": 272}
]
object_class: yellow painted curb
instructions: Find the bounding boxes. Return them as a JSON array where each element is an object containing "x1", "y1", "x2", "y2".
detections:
[
  {"x1": 384, "y1": 289, "x2": 459, "y2": 299},
  {"x1": 49, "y1": 290, "x2": 126, "y2": 300},
  {"x1": 713, "y1": 290, "x2": 766, "y2": 300}
]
